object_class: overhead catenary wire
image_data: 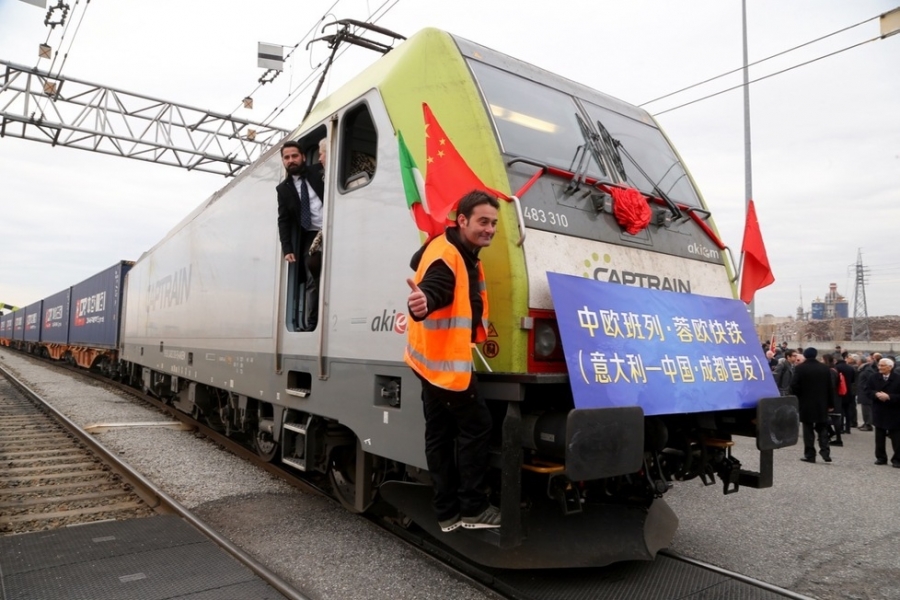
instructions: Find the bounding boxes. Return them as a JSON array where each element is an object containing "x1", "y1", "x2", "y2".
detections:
[
  {"x1": 31, "y1": 0, "x2": 91, "y2": 125},
  {"x1": 52, "y1": 0, "x2": 92, "y2": 78},
  {"x1": 261, "y1": 0, "x2": 399, "y2": 127},
  {"x1": 44, "y1": 0, "x2": 81, "y2": 75},
  {"x1": 228, "y1": 0, "x2": 341, "y2": 116},
  {"x1": 638, "y1": 14, "x2": 877, "y2": 107},
  {"x1": 650, "y1": 34, "x2": 882, "y2": 117},
  {"x1": 259, "y1": 0, "x2": 400, "y2": 129},
  {"x1": 230, "y1": 0, "x2": 396, "y2": 125}
]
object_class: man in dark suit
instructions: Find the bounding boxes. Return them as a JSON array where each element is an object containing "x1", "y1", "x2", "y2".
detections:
[
  {"x1": 773, "y1": 349, "x2": 799, "y2": 396},
  {"x1": 866, "y1": 357, "x2": 900, "y2": 467},
  {"x1": 835, "y1": 351, "x2": 857, "y2": 432},
  {"x1": 276, "y1": 140, "x2": 325, "y2": 331},
  {"x1": 857, "y1": 352, "x2": 880, "y2": 430},
  {"x1": 790, "y1": 347, "x2": 836, "y2": 463}
]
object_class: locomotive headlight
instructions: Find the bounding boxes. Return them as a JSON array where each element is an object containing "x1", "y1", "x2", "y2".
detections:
[
  {"x1": 527, "y1": 313, "x2": 565, "y2": 371},
  {"x1": 534, "y1": 320, "x2": 558, "y2": 359}
]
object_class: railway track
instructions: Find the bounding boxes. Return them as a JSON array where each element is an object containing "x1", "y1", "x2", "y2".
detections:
[
  {"x1": 0, "y1": 362, "x2": 309, "y2": 600},
  {"x1": 2, "y1": 353, "x2": 817, "y2": 600},
  {"x1": 0, "y1": 374, "x2": 156, "y2": 534}
]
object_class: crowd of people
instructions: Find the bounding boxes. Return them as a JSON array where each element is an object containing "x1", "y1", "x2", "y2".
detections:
[{"x1": 764, "y1": 341, "x2": 900, "y2": 467}]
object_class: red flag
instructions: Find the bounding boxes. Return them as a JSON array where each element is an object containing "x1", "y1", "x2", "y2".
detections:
[
  {"x1": 423, "y1": 103, "x2": 490, "y2": 224},
  {"x1": 739, "y1": 199, "x2": 775, "y2": 303}
]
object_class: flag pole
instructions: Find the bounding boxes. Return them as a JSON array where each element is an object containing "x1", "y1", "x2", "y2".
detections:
[{"x1": 742, "y1": 0, "x2": 754, "y2": 320}]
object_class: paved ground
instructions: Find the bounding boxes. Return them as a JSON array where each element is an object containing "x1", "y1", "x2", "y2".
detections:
[{"x1": 666, "y1": 424, "x2": 900, "y2": 600}]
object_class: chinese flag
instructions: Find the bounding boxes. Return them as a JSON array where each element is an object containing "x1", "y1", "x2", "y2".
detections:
[
  {"x1": 423, "y1": 103, "x2": 490, "y2": 224},
  {"x1": 739, "y1": 199, "x2": 775, "y2": 303}
]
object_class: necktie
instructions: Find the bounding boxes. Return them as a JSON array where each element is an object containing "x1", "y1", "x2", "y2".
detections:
[{"x1": 299, "y1": 178, "x2": 311, "y2": 230}]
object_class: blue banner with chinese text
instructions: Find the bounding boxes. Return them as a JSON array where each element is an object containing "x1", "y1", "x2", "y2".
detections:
[{"x1": 548, "y1": 272, "x2": 778, "y2": 416}]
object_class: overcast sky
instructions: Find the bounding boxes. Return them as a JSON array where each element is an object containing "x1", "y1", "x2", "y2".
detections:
[{"x1": 1, "y1": 0, "x2": 898, "y2": 318}]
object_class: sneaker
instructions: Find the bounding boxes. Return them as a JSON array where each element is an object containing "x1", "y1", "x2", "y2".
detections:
[
  {"x1": 461, "y1": 505, "x2": 501, "y2": 529},
  {"x1": 438, "y1": 514, "x2": 461, "y2": 533}
]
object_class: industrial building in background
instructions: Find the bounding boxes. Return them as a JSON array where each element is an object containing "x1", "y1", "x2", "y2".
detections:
[{"x1": 811, "y1": 283, "x2": 849, "y2": 320}]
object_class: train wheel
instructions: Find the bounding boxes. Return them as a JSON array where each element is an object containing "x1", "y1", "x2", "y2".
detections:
[
  {"x1": 329, "y1": 444, "x2": 375, "y2": 514},
  {"x1": 254, "y1": 428, "x2": 279, "y2": 462}
]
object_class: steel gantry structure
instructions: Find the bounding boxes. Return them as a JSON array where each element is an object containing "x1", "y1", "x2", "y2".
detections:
[{"x1": 0, "y1": 59, "x2": 291, "y2": 177}]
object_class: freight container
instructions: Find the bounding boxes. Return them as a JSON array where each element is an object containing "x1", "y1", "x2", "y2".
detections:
[
  {"x1": 23, "y1": 300, "x2": 43, "y2": 343},
  {"x1": 0, "y1": 312, "x2": 12, "y2": 343},
  {"x1": 13, "y1": 309, "x2": 25, "y2": 341},
  {"x1": 41, "y1": 288, "x2": 71, "y2": 344},
  {"x1": 69, "y1": 261, "x2": 133, "y2": 349}
]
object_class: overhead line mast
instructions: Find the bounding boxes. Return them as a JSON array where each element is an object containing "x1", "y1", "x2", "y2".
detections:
[{"x1": 851, "y1": 249, "x2": 871, "y2": 342}]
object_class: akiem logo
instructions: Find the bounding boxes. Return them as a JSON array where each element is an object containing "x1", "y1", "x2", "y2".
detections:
[
  {"x1": 687, "y1": 241, "x2": 720, "y2": 260},
  {"x1": 371, "y1": 309, "x2": 407, "y2": 334}
]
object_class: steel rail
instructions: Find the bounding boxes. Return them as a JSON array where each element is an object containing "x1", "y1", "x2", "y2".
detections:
[
  {"x1": 0, "y1": 362, "x2": 311, "y2": 600},
  {"x1": 659, "y1": 550, "x2": 819, "y2": 600}
]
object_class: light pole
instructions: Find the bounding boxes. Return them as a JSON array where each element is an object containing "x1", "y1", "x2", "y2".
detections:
[{"x1": 742, "y1": 0, "x2": 754, "y2": 321}]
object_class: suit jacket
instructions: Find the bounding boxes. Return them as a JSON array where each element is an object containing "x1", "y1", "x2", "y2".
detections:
[
  {"x1": 790, "y1": 359, "x2": 836, "y2": 424},
  {"x1": 867, "y1": 371, "x2": 900, "y2": 430},
  {"x1": 276, "y1": 162, "x2": 325, "y2": 256},
  {"x1": 857, "y1": 363, "x2": 876, "y2": 405},
  {"x1": 773, "y1": 360, "x2": 793, "y2": 395}
]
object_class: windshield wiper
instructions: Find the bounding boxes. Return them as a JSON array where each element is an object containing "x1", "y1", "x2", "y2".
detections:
[
  {"x1": 575, "y1": 113, "x2": 625, "y2": 186},
  {"x1": 565, "y1": 138, "x2": 595, "y2": 194},
  {"x1": 600, "y1": 120, "x2": 683, "y2": 221}
]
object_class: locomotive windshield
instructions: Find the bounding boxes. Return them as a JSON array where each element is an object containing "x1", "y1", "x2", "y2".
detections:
[{"x1": 468, "y1": 60, "x2": 701, "y2": 208}]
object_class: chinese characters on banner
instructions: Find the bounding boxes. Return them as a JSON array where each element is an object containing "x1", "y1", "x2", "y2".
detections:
[{"x1": 547, "y1": 272, "x2": 778, "y2": 416}]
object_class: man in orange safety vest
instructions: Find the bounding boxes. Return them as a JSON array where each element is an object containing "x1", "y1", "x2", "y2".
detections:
[{"x1": 405, "y1": 190, "x2": 501, "y2": 533}]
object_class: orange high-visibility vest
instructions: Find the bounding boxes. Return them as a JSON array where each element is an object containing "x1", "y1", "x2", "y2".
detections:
[{"x1": 404, "y1": 234, "x2": 489, "y2": 391}]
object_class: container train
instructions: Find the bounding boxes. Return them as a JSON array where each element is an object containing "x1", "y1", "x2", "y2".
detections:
[{"x1": 1, "y1": 27, "x2": 798, "y2": 568}]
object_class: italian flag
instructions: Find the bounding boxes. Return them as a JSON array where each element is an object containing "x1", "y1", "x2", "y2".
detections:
[{"x1": 397, "y1": 130, "x2": 441, "y2": 238}]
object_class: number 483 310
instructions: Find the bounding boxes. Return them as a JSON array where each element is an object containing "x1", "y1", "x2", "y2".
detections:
[{"x1": 523, "y1": 207, "x2": 569, "y2": 228}]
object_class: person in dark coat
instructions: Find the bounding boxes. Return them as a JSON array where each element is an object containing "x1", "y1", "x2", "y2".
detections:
[
  {"x1": 276, "y1": 140, "x2": 326, "y2": 331},
  {"x1": 866, "y1": 357, "x2": 900, "y2": 467},
  {"x1": 790, "y1": 347, "x2": 836, "y2": 463},
  {"x1": 773, "y1": 349, "x2": 798, "y2": 396},
  {"x1": 857, "y1": 353, "x2": 880, "y2": 431},
  {"x1": 835, "y1": 352, "x2": 857, "y2": 432},
  {"x1": 822, "y1": 353, "x2": 844, "y2": 446}
]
